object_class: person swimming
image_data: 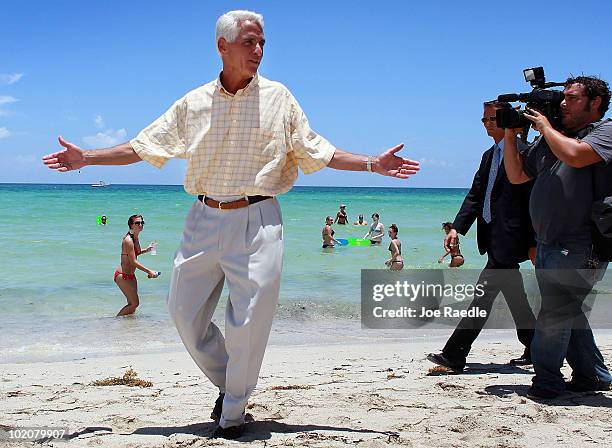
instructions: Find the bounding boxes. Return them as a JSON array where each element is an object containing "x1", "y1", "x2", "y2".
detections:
[
  {"x1": 364, "y1": 213, "x2": 384, "y2": 245},
  {"x1": 353, "y1": 214, "x2": 368, "y2": 226},
  {"x1": 439, "y1": 222, "x2": 464, "y2": 267},
  {"x1": 385, "y1": 224, "x2": 404, "y2": 270},
  {"x1": 114, "y1": 214, "x2": 159, "y2": 316}
]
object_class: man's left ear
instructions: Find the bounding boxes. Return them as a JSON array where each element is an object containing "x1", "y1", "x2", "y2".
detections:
[{"x1": 592, "y1": 96, "x2": 602, "y2": 113}]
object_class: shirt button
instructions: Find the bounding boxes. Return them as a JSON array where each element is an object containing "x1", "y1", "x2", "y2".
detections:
[
  {"x1": 232, "y1": 120, "x2": 237, "y2": 124},
  {"x1": 226, "y1": 162, "x2": 231, "y2": 166},
  {"x1": 230, "y1": 141, "x2": 235, "y2": 145},
  {"x1": 224, "y1": 182, "x2": 228, "y2": 186}
]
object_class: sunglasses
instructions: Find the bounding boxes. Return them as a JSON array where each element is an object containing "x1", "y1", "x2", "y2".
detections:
[
  {"x1": 133, "y1": 221, "x2": 145, "y2": 225},
  {"x1": 481, "y1": 116, "x2": 497, "y2": 123}
]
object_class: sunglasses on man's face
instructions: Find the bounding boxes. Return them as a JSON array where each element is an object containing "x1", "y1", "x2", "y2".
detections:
[
  {"x1": 133, "y1": 221, "x2": 145, "y2": 226},
  {"x1": 481, "y1": 116, "x2": 497, "y2": 123}
]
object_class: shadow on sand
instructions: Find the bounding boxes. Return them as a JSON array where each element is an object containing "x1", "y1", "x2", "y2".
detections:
[
  {"x1": 485, "y1": 384, "x2": 612, "y2": 408},
  {"x1": 428, "y1": 362, "x2": 532, "y2": 376},
  {"x1": 131, "y1": 419, "x2": 396, "y2": 442}
]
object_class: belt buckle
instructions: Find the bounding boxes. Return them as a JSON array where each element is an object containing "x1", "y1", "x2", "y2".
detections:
[{"x1": 218, "y1": 201, "x2": 228, "y2": 210}]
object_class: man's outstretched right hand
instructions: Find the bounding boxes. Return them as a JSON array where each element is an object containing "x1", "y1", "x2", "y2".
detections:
[{"x1": 42, "y1": 136, "x2": 86, "y2": 172}]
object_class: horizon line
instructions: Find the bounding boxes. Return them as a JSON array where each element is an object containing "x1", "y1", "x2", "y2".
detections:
[{"x1": 0, "y1": 182, "x2": 469, "y2": 190}]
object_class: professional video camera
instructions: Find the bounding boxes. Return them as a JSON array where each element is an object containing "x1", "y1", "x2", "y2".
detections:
[{"x1": 496, "y1": 67, "x2": 565, "y2": 131}]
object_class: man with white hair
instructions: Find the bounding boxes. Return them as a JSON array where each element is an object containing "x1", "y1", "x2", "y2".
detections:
[{"x1": 43, "y1": 10, "x2": 419, "y2": 439}]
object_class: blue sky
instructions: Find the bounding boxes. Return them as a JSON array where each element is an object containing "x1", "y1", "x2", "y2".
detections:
[{"x1": 1, "y1": 0, "x2": 611, "y2": 187}]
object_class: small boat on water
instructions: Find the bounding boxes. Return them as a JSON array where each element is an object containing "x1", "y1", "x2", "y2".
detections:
[{"x1": 91, "y1": 181, "x2": 109, "y2": 188}]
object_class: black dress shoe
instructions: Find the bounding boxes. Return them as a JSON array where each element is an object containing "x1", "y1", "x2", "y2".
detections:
[
  {"x1": 566, "y1": 376, "x2": 611, "y2": 392},
  {"x1": 527, "y1": 385, "x2": 560, "y2": 400},
  {"x1": 427, "y1": 353, "x2": 464, "y2": 372},
  {"x1": 212, "y1": 423, "x2": 245, "y2": 440},
  {"x1": 210, "y1": 392, "x2": 224, "y2": 420},
  {"x1": 509, "y1": 355, "x2": 532, "y2": 366}
]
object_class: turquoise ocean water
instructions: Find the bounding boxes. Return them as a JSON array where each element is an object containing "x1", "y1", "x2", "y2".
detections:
[{"x1": 1, "y1": 184, "x2": 510, "y2": 363}]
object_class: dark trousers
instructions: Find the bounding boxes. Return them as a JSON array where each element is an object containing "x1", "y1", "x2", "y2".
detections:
[
  {"x1": 442, "y1": 256, "x2": 536, "y2": 368},
  {"x1": 531, "y1": 240, "x2": 611, "y2": 393}
]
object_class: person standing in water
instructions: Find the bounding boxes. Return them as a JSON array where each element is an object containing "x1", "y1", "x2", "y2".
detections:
[
  {"x1": 385, "y1": 224, "x2": 403, "y2": 270},
  {"x1": 438, "y1": 222, "x2": 464, "y2": 267},
  {"x1": 114, "y1": 214, "x2": 159, "y2": 316},
  {"x1": 322, "y1": 216, "x2": 341, "y2": 248},
  {"x1": 364, "y1": 213, "x2": 384, "y2": 245},
  {"x1": 335, "y1": 204, "x2": 348, "y2": 225}
]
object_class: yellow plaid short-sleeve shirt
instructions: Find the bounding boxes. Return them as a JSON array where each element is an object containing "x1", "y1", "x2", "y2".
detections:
[{"x1": 131, "y1": 74, "x2": 336, "y2": 196}]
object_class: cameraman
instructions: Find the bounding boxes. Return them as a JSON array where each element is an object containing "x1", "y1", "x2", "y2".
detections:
[
  {"x1": 427, "y1": 100, "x2": 537, "y2": 373},
  {"x1": 504, "y1": 76, "x2": 612, "y2": 399}
]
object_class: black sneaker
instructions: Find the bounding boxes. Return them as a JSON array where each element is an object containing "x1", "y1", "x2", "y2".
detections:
[
  {"x1": 427, "y1": 353, "x2": 465, "y2": 372},
  {"x1": 527, "y1": 385, "x2": 560, "y2": 400},
  {"x1": 212, "y1": 423, "x2": 245, "y2": 440},
  {"x1": 566, "y1": 377, "x2": 611, "y2": 392},
  {"x1": 210, "y1": 393, "x2": 224, "y2": 421}
]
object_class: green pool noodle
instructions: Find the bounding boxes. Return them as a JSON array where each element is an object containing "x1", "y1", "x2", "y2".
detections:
[{"x1": 348, "y1": 238, "x2": 371, "y2": 246}]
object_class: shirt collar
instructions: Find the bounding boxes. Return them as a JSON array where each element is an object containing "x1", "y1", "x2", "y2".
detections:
[
  {"x1": 216, "y1": 72, "x2": 259, "y2": 97},
  {"x1": 495, "y1": 138, "x2": 505, "y2": 152},
  {"x1": 574, "y1": 118, "x2": 608, "y2": 139}
]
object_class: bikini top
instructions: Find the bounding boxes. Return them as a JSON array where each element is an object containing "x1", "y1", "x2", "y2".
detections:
[
  {"x1": 370, "y1": 222, "x2": 383, "y2": 235},
  {"x1": 121, "y1": 233, "x2": 140, "y2": 257},
  {"x1": 389, "y1": 239, "x2": 401, "y2": 255},
  {"x1": 121, "y1": 250, "x2": 140, "y2": 257}
]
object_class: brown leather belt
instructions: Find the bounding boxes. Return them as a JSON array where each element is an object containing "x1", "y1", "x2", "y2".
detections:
[{"x1": 198, "y1": 195, "x2": 272, "y2": 210}]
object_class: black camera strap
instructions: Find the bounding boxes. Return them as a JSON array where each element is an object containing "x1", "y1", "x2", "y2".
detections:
[
  {"x1": 587, "y1": 119, "x2": 612, "y2": 200},
  {"x1": 586, "y1": 119, "x2": 612, "y2": 262}
]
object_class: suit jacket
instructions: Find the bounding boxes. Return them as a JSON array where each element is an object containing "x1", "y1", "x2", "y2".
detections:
[{"x1": 453, "y1": 141, "x2": 536, "y2": 265}]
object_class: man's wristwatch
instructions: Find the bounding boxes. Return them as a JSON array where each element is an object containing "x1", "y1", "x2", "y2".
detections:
[{"x1": 366, "y1": 156, "x2": 374, "y2": 173}]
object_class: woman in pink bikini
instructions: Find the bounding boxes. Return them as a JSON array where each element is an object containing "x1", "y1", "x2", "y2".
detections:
[
  {"x1": 115, "y1": 214, "x2": 159, "y2": 316},
  {"x1": 438, "y1": 222, "x2": 464, "y2": 267}
]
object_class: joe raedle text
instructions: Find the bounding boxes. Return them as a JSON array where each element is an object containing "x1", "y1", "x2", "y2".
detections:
[{"x1": 372, "y1": 305, "x2": 487, "y2": 319}]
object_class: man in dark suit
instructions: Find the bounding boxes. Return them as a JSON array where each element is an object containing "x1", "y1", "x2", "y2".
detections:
[{"x1": 427, "y1": 100, "x2": 537, "y2": 372}]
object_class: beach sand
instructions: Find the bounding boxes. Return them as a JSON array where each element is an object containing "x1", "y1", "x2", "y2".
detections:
[{"x1": 2, "y1": 335, "x2": 612, "y2": 447}]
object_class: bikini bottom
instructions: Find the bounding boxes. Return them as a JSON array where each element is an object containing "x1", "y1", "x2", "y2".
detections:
[{"x1": 114, "y1": 270, "x2": 136, "y2": 281}]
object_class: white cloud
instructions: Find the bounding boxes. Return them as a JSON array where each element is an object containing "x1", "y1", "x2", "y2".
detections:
[
  {"x1": 0, "y1": 73, "x2": 23, "y2": 85},
  {"x1": 94, "y1": 115, "x2": 105, "y2": 129},
  {"x1": 0, "y1": 96, "x2": 19, "y2": 119},
  {"x1": 0, "y1": 96, "x2": 19, "y2": 105},
  {"x1": 0, "y1": 127, "x2": 10, "y2": 139},
  {"x1": 83, "y1": 128, "x2": 127, "y2": 147}
]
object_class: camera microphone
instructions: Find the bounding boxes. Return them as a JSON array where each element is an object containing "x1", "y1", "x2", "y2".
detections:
[{"x1": 498, "y1": 93, "x2": 520, "y2": 102}]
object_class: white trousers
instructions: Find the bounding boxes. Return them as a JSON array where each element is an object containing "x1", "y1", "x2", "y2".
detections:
[{"x1": 167, "y1": 197, "x2": 283, "y2": 428}]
